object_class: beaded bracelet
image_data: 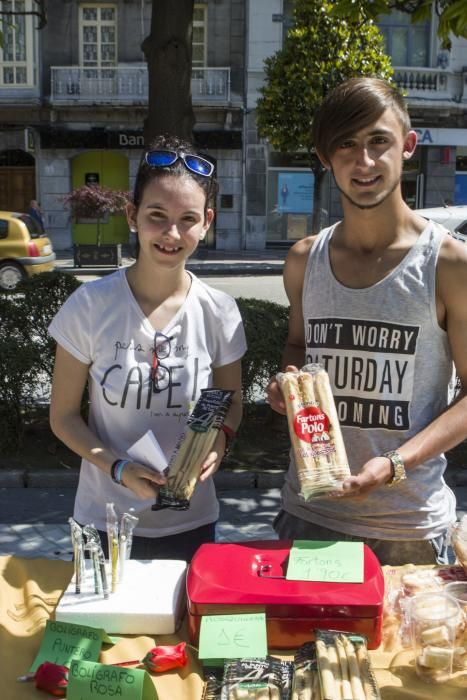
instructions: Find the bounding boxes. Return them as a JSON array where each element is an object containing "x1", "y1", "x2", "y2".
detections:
[{"x1": 110, "y1": 458, "x2": 130, "y2": 486}]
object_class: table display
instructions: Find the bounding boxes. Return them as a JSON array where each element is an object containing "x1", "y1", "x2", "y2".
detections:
[{"x1": 1, "y1": 553, "x2": 467, "y2": 700}]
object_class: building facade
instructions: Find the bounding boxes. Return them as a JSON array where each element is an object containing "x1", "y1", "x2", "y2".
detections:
[
  {"x1": 245, "y1": 0, "x2": 467, "y2": 248},
  {"x1": 0, "y1": 0, "x2": 245, "y2": 251},
  {"x1": 1, "y1": 1, "x2": 466, "y2": 252}
]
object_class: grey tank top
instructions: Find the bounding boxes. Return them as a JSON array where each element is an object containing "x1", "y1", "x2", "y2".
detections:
[{"x1": 281, "y1": 221, "x2": 457, "y2": 540}]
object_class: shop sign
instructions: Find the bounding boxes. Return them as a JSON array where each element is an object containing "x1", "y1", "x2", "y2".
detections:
[
  {"x1": 414, "y1": 128, "x2": 467, "y2": 147},
  {"x1": 118, "y1": 133, "x2": 144, "y2": 147}
]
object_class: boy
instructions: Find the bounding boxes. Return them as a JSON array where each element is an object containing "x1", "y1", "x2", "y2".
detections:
[{"x1": 267, "y1": 77, "x2": 467, "y2": 565}]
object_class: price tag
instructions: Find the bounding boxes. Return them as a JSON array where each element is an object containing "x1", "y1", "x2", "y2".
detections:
[
  {"x1": 199, "y1": 613, "x2": 267, "y2": 660},
  {"x1": 29, "y1": 620, "x2": 113, "y2": 672},
  {"x1": 286, "y1": 540, "x2": 364, "y2": 583}
]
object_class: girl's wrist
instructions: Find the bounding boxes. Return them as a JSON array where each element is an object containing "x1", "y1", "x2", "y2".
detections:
[{"x1": 110, "y1": 459, "x2": 130, "y2": 486}]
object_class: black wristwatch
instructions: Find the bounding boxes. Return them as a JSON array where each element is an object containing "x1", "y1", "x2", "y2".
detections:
[{"x1": 383, "y1": 450, "x2": 407, "y2": 487}]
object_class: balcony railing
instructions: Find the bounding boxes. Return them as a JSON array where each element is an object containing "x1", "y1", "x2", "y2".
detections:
[
  {"x1": 50, "y1": 65, "x2": 231, "y2": 105},
  {"x1": 393, "y1": 67, "x2": 462, "y2": 101}
]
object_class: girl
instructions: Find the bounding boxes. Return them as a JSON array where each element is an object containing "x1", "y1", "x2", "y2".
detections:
[{"x1": 49, "y1": 135, "x2": 246, "y2": 561}]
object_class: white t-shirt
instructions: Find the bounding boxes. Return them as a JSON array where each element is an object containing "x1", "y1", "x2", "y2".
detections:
[{"x1": 48, "y1": 269, "x2": 247, "y2": 537}]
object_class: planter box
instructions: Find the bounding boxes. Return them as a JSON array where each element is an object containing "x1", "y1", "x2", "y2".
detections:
[{"x1": 73, "y1": 243, "x2": 122, "y2": 267}]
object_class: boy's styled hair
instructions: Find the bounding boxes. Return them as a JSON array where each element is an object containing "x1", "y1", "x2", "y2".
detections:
[{"x1": 312, "y1": 77, "x2": 411, "y2": 163}]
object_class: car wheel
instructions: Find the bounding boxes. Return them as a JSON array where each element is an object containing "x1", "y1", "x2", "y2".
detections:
[{"x1": 0, "y1": 261, "x2": 27, "y2": 290}]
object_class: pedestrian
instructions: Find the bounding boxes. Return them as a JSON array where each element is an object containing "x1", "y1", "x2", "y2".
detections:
[
  {"x1": 49, "y1": 135, "x2": 246, "y2": 561},
  {"x1": 28, "y1": 199, "x2": 44, "y2": 230},
  {"x1": 266, "y1": 77, "x2": 467, "y2": 566}
]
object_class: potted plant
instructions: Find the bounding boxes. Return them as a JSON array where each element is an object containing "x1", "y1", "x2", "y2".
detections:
[{"x1": 62, "y1": 185, "x2": 130, "y2": 267}]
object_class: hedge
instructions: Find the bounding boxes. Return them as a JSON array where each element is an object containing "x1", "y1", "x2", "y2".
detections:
[{"x1": 0, "y1": 271, "x2": 288, "y2": 452}]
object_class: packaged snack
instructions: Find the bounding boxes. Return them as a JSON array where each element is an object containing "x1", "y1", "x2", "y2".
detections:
[
  {"x1": 153, "y1": 388, "x2": 233, "y2": 510},
  {"x1": 220, "y1": 657, "x2": 293, "y2": 699},
  {"x1": 451, "y1": 516, "x2": 467, "y2": 574},
  {"x1": 292, "y1": 642, "x2": 320, "y2": 699},
  {"x1": 277, "y1": 365, "x2": 350, "y2": 499},
  {"x1": 315, "y1": 630, "x2": 381, "y2": 700}
]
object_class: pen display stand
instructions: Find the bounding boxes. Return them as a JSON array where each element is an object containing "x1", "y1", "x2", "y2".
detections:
[{"x1": 55, "y1": 559, "x2": 187, "y2": 634}]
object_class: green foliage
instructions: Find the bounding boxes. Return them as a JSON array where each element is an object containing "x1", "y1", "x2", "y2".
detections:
[
  {"x1": 236, "y1": 297, "x2": 289, "y2": 403},
  {"x1": 256, "y1": 0, "x2": 394, "y2": 156},
  {"x1": 330, "y1": 1, "x2": 467, "y2": 47},
  {"x1": 0, "y1": 271, "x2": 81, "y2": 452},
  {"x1": 0, "y1": 273, "x2": 289, "y2": 452}
]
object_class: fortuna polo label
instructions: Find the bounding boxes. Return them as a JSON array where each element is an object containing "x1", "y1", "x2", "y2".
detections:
[{"x1": 293, "y1": 406, "x2": 330, "y2": 444}]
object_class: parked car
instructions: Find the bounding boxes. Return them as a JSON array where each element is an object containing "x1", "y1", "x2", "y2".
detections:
[
  {"x1": 0, "y1": 211, "x2": 56, "y2": 290},
  {"x1": 415, "y1": 205, "x2": 467, "y2": 243}
]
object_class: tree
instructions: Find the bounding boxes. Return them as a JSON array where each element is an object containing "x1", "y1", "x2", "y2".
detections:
[
  {"x1": 143, "y1": 0, "x2": 195, "y2": 145},
  {"x1": 62, "y1": 185, "x2": 129, "y2": 247},
  {"x1": 256, "y1": 0, "x2": 393, "y2": 231},
  {"x1": 330, "y1": 1, "x2": 467, "y2": 48}
]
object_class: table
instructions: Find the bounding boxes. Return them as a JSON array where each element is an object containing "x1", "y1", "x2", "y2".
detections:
[{"x1": 1, "y1": 555, "x2": 466, "y2": 699}]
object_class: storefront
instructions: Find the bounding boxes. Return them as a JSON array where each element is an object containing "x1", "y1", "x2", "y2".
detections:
[{"x1": 36, "y1": 127, "x2": 242, "y2": 251}]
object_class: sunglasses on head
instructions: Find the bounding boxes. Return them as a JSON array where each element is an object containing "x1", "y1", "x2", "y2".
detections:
[{"x1": 144, "y1": 150, "x2": 214, "y2": 177}]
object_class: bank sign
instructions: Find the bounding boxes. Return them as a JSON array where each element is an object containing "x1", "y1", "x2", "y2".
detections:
[{"x1": 415, "y1": 128, "x2": 467, "y2": 146}]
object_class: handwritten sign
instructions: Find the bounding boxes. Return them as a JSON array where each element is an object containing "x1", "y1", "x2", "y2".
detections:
[
  {"x1": 198, "y1": 613, "x2": 267, "y2": 660},
  {"x1": 286, "y1": 540, "x2": 364, "y2": 583},
  {"x1": 67, "y1": 660, "x2": 157, "y2": 700},
  {"x1": 29, "y1": 620, "x2": 113, "y2": 672}
]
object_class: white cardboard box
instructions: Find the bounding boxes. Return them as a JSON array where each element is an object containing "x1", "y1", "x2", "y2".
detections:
[{"x1": 55, "y1": 559, "x2": 187, "y2": 634}]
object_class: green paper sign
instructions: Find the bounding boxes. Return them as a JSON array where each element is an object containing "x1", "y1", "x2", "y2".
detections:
[
  {"x1": 198, "y1": 613, "x2": 267, "y2": 660},
  {"x1": 67, "y1": 660, "x2": 157, "y2": 700},
  {"x1": 29, "y1": 620, "x2": 112, "y2": 672},
  {"x1": 286, "y1": 540, "x2": 364, "y2": 583}
]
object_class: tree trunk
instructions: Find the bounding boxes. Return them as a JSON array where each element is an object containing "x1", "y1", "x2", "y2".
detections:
[{"x1": 143, "y1": 0, "x2": 195, "y2": 145}]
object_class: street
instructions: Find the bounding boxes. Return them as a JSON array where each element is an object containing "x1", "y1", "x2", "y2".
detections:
[{"x1": 75, "y1": 273, "x2": 289, "y2": 306}]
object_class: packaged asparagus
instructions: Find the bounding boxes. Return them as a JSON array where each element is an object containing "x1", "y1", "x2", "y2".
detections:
[
  {"x1": 277, "y1": 364, "x2": 350, "y2": 499},
  {"x1": 153, "y1": 388, "x2": 234, "y2": 510},
  {"x1": 220, "y1": 657, "x2": 293, "y2": 700},
  {"x1": 292, "y1": 642, "x2": 321, "y2": 700},
  {"x1": 315, "y1": 630, "x2": 380, "y2": 700}
]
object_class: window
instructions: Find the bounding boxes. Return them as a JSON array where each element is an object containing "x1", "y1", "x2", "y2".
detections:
[
  {"x1": 79, "y1": 4, "x2": 117, "y2": 71},
  {"x1": 0, "y1": 0, "x2": 36, "y2": 86},
  {"x1": 192, "y1": 4, "x2": 207, "y2": 67},
  {"x1": 0, "y1": 220, "x2": 8, "y2": 239},
  {"x1": 378, "y1": 10, "x2": 430, "y2": 67}
]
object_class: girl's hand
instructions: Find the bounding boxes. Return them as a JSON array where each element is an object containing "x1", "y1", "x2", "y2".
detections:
[
  {"x1": 120, "y1": 461, "x2": 167, "y2": 500},
  {"x1": 198, "y1": 430, "x2": 226, "y2": 482}
]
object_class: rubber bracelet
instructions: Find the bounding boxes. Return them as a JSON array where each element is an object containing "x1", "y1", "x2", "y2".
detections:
[
  {"x1": 111, "y1": 459, "x2": 130, "y2": 486},
  {"x1": 220, "y1": 424, "x2": 236, "y2": 456}
]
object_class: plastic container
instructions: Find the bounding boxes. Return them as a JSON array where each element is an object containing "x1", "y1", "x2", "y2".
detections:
[
  {"x1": 410, "y1": 592, "x2": 462, "y2": 683},
  {"x1": 444, "y1": 582, "x2": 467, "y2": 670}
]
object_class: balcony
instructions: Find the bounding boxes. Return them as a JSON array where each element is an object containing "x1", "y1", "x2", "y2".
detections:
[
  {"x1": 50, "y1": 65, "x2": 231, "y2": 106},
  {"x1": 393, "y1": 67, "x2": 463, "y2": 103}
]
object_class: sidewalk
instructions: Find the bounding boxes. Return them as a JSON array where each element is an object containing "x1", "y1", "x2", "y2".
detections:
[
  {"x1": 0, "y1": 480, "x2": 281, "y2": 560},
  {"x1": 1, "y1": 466, "x2": 467, "y2": 560},
  {"x1": 53, "y1": 247, "x2": 287, "y2": 276}
]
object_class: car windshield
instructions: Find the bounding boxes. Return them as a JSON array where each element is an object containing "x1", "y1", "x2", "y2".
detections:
[{"x1": 17, "y1": 213, "x2": 43, "y2": 238}]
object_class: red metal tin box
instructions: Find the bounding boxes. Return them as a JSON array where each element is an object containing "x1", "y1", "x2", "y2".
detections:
[{"x1": 186, "y1": 540, "x2": 384, "y2": 650}]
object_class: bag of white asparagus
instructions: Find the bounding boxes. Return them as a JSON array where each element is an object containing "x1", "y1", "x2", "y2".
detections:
[
  {"x1": 277, "y1": 364, "x2": 351, "y2": 499},
  {"x1": 152, "y1": 388, "x2": 234, "y2": 511},
  {"x1": 450, "y1": 515, "x2": 467, "y2": 574},
  {"x1": 315, "y1": 630, "x2": 381, "y2": 700}
]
